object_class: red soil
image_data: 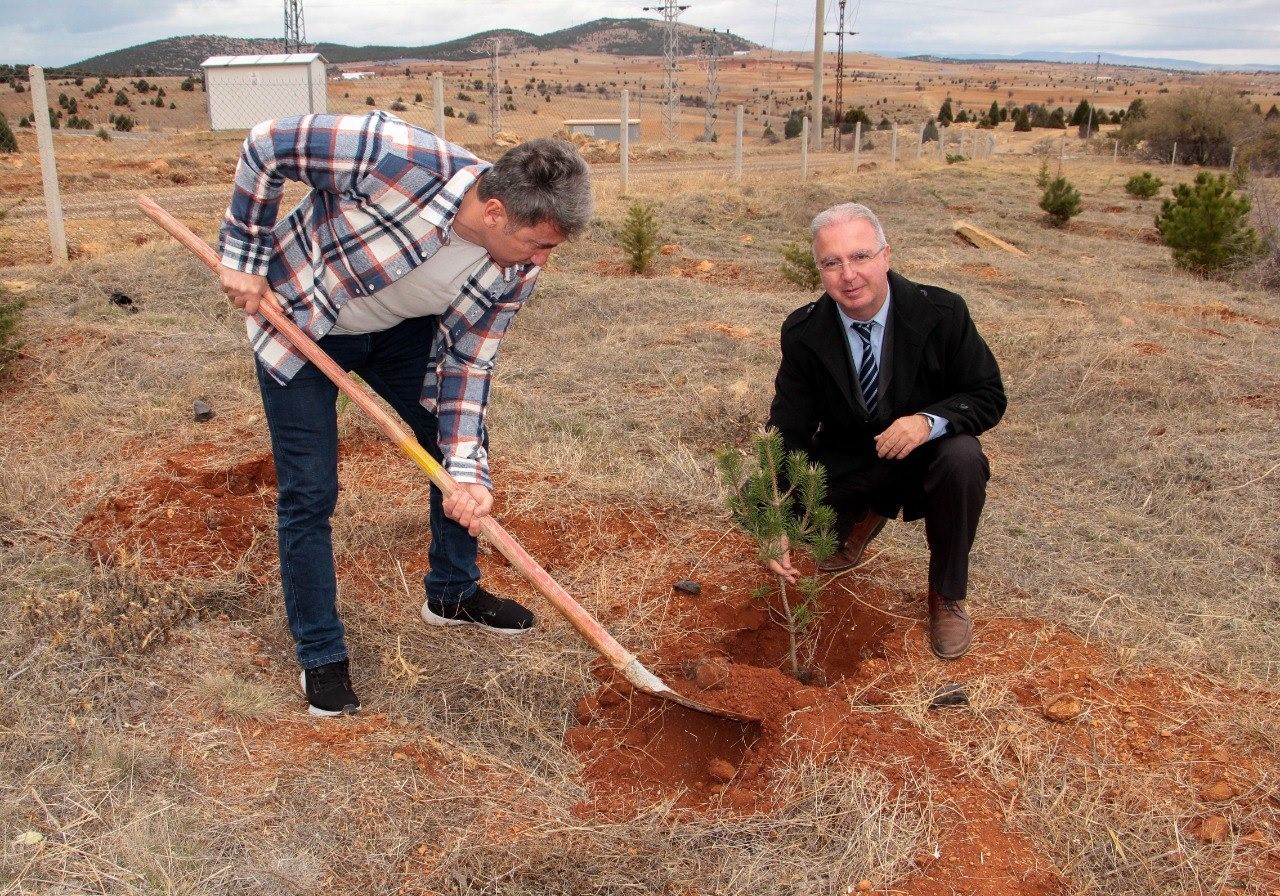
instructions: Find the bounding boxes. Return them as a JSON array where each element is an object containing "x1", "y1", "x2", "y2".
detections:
[
  {"x1": 69, "y1": 437, "x2": 1280, "y2": 895},
  {"x1": 74, "y1": 442, "x2": 275, "y2": 577}
]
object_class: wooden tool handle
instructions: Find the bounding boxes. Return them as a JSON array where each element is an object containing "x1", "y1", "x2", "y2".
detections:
[{"x1": 137, "y1": 195, "x2": 636, "y2": 671}]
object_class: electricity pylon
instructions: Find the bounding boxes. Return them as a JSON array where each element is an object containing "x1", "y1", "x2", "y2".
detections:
[
  {"x1": 485, "y1": 38, "x2": 503, "y2": 140},
  {"x1": 825, "y1": 0, "x2": 857, "y2": 150},
  {"x1": 283, "y1": 0, "x2": 306, "y2": 53},
  {"x1": 699, "y1": 30, "x2": 720, "y2": 142},
  {"x1": 644, "y1": 0, "x2": 690, "y2": 141}
]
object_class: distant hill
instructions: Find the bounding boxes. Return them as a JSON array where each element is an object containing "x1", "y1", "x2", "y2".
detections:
[
  {"x1": 68, "y1": 19, "x2": 759, "y2": 76},
  {"x1": 896, "y1": 50, "x2": 1280, "y2": 74},
  {"x1": 72, "y1": 35, "x2": 290, "y2": 76}
]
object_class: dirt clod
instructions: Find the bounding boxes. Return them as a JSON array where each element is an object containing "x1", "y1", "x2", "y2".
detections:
[
  {"x1": 692, "y1": 658, "x2": 730, "y2": 691},
  {"x1": 1199, "y1": 779, "x2": 1236, "y2": 803},
  {"x1": 1193, "y1": 815, "x2": 1231, "y2": 843},
  {"x1": 1041, "y1": 694, "x2": 1083, "y2": 722},
  {"x1": 707, "y1": 759, "x2": 737, "y2": 782}
]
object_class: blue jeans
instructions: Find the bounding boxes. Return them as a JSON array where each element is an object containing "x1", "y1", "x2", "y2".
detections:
[{"x1": 256, "y1": 315, "x2": 482, "y2": 669}]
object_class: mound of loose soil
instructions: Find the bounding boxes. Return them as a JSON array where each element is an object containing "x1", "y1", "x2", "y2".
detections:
[
  {"x1": 564, "y1": 560, "x2": 1061, "y2": 895},
  {"x1": 75, "y1": 442, "x2": 275, "y2": 577}
]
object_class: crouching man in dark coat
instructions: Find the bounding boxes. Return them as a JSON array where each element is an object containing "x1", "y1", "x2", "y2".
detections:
[{"x1": 765, "y1": 202, "x2": 1006, "y2": 659}]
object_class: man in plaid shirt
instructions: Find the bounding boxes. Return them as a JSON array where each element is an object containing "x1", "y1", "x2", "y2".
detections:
[{"x1": 218, "y1": 111, "x2": 592, "y2": 716}]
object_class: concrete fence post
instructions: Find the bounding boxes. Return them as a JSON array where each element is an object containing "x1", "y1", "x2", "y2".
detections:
[
  {"x1": 937, "y1": 127, "x2": 946, "y2": 161},
  {"x1": 890, "y1": 124, "x2": 898, "y2": 170},
  {"x1": 917, "y1": 122, "x2": 925, "y2": 160},
  {"x1": 1229, "y1": 145, "x2": 1237, "y2": 173},
  {"x1": 620, "y1": 90, "x2": 630, "y2": 195},
  {"x1": 1113, "y1": 138, "x2": 1119, "y2": 162},
  {"x1": 852, "y1": 121, "x2": 861, "y2": 172},
  {"x1": 28, "y1": 66, "x2": 67, "y2": 263},
  {"x1": 1172, "y1": 141, "x2": 1178, "y2": 167},
  {"x1": 433, "y1": 72, "x2": 445, "y2": 140},
  {"x1": 734, "y1": 104, "x2": 743, "y2": 183},
  {"x1": 801, "y1": 117, "x2": 810, "y2": 180}
]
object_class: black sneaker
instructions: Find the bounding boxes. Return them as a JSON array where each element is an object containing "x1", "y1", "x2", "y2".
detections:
[
  {"x1": 299, "y1": 659, "x2": 360, "y2": 717},
  {"x1": 421, "y1": 586, "x2": 536, "y2": 635}
]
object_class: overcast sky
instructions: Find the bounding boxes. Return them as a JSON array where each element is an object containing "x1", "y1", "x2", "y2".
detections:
[{"x1": 3, "y1": 0, "x2": 1278, "y2": 68}]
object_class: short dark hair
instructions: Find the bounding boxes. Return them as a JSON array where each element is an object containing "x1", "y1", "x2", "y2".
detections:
[{"x1": 477, "y1": 138, "x2": 593, "y2": 238}]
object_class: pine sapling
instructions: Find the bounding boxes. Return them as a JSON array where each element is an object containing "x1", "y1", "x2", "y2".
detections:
[
  {"x1": 0, "y1": 287, "x2": 24, "y2": 377},
  {"x1": 0, "y1": 115, "x2": 17, "y2": 153},
  {"x1": 718, "y1": 430, "x2": 837, "y2": 680},
  {"x1": 1040, "y1": 176, "x2": 1082, "y2": 227},
  {"x1": 1155, "y1": 172, "x2": 1263, "y2": 275},
  {"x1": 1125, "y1": 171, "x2": 1163, "y2": 199},
  {"x1": 617, "y1": 200, "x2": 660, "y2": 274},
  {"x1": 779, "y1": 242, "x2": 821, "y2": 291},
  {"x1": 1035, "y1": 159, "x2": 1051, "y2": 189}
]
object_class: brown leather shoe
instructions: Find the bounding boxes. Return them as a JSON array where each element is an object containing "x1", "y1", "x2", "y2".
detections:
[
  {"x1": 817, "y1": 512, "x2": 887, "y2": 572},
  {"x1": 928, "y1": 588, "x2": 973, "y2": 659}
]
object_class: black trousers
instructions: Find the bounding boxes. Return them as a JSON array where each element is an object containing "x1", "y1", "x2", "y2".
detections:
[{"x1": 825, "y1": 435, "x2": 990, "y2": 601}]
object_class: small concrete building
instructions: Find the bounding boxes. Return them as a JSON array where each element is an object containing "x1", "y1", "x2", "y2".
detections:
[
  {"x1": 201, "y1": 53, "x2": 327, "y2": 131},
  {"x1": 563, "y1": 118, "x2": 641, "y2": 142}
]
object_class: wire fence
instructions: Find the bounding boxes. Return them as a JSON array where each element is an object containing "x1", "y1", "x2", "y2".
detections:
[{"x1": 2, "y1": 63, "x2": 1019, "y2": 267}]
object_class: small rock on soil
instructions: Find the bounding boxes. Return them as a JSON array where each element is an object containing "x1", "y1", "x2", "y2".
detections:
[
  {"x1": 1193, "y1": 815, "x2": 1231, "y2": 843},
  {"x1": 929, "y1": 684, "x2": 970, "y2": 710},
  {"x1": 1042, "y1": 694, "x2": 1083, "y2": 722},
  {"x1": 1199, "y1": 779, "x2": 1236, "y2": 803}
]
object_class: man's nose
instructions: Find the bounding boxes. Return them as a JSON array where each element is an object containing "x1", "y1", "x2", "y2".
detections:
[{"x1": 530, "y1": 248, "x2": 552, "y2": 266}]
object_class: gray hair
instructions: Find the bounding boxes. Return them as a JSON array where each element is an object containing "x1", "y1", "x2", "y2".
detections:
[
  {"x1": 810, "y1": 203, "x2": 888, "y2": 257},
  {"x1": 477, "y1": 138, "x2": 593, "y2": 238}
]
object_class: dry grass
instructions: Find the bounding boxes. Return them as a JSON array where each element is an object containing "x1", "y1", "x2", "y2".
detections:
[{"x1": 1, "y1": 148, "x2": 1277, "y2": 894}]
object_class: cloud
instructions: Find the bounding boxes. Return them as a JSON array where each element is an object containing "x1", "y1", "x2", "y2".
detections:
[{"x1": 1, "y1": 0, "x2": 1277, "y2": 67}]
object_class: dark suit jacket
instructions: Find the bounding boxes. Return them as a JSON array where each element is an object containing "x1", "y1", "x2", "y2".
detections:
[{"x1": 767, "y1": 269, "x2": 1006, "y2": 486}]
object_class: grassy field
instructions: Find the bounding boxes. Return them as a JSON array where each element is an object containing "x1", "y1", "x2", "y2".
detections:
[{"x1": 0, "y1": 148, "x2": 1277, "y2": 895}]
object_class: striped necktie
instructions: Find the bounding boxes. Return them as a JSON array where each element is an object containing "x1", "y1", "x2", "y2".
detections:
[{"x1": 851, "y1": 320, "x2": 879, "y2": 416}]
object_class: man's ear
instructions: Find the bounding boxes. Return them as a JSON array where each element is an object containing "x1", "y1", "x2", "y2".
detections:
[{"x1": 482, "y1": 198, "x2": 507, "y2": 228}]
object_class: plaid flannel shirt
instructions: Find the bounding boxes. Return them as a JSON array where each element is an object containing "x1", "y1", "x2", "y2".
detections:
[{"x1": 219, "y1": 112, "x2": 540, "y2": 487}]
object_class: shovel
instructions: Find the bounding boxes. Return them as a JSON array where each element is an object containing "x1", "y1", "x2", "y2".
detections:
[{"x1": 138, "y1": 195, "x2": 755, "y2": 724}]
